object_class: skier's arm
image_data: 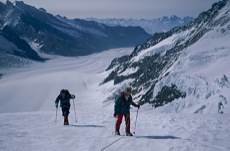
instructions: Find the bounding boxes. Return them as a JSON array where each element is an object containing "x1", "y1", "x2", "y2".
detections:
[
  {"x1": 114, "y1": 97, "x2": 121, "y2": 113},
  {"x1": 71, "y1": 94, "x2": 75, "y2": 99},
  {"x1": 66, "y1": 92, "x2": 75, "y2": 99},
  {"x1": 131, "y1": 100, "x2": 140, "y2": 109},
  {"x1": 55, "y1": 95, "x2": 60, "y2": 108}
]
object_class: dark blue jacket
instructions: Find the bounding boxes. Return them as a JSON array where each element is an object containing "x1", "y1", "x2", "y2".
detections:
[
  {"x1": 55, "y1": 93, "x2": 74, "y2": 108},
  {"x1": 114, "y1": 92, "x2": 138, "y2": 114}
]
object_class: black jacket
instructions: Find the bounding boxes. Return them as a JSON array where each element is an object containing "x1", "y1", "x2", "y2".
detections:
[{"x1": 55, "y1": 93, "x2": 74, "y2": 108}]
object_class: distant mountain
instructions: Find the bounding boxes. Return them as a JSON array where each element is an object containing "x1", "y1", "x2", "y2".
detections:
[
  {"x1": 101, "y1": 0, "x2": 230, "y2": 113},
  {"x1": 0, "y1": 25, "x2": 45, "y2": 68},
  {"x1": 0, "y1": 1, "x2": 150, "y2": 58},
  {"x1": 86, "y1": 16, "x2": 194, "y2": 34}
]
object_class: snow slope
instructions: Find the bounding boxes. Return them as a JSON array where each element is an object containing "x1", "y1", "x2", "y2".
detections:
[
  {"x1": 1, "y1": 111, "x2": 230, "y2": 151},
  {"x1": 151, "y1": 10, "x2": 230, "y2": 114},
  {"x1": 0, "y1": 48, "x2": 230, "y2": 151},
  {"x1": 0, "y1": 48, "x2": 133, "y2": 113}
]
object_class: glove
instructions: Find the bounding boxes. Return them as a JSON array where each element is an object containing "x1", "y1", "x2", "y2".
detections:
[
  {"x1": 113, "y1": 112, "x2": 117, "y2": 118},
  {"x1": 71, "y1": 95, "x2": 75, "y2": 99},
  {"x1": 55, "y1": 103, "x2": 58, "y2": 108},
  {"x1": 137, "y1": 104, "x2": 140, "y2": 109}
]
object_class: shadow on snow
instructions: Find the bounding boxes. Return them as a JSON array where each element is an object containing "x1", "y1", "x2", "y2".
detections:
[
  {"x1": 136, "y1": 135, "x2": 181, "y2": 139},
  {"x1": 70, "y1": 124, "x2": 105, "y2": 128}
]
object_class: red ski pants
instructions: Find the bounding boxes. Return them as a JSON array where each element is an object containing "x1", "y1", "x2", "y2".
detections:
[{"x1": 115, "y1": 112, "x2": 131, "y2": 133}]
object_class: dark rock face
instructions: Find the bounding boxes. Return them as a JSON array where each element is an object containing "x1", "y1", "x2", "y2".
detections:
[
  {"x1": 151, "y1": 84, "x2": 186, "y2": 108},
  {"x1": 1, "y1": 26, "x2": 43, "y2": 61}
]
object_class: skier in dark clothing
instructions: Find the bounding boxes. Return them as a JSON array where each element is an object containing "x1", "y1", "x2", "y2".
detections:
[
  {"x1": 114, "y1": 87, "x2": 140, "y2": 136},
  {"x1": 55, "y1": 89, "x2": 75, "y2": 125}
]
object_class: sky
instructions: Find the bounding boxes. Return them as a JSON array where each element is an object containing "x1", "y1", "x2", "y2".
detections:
[{"x1": 0, "y1": 0, "x2": 221, "y2": 19}]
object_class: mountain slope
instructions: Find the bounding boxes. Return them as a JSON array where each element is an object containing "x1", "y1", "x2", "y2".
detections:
[
  {"x1": 101, "y1": 0, "x2": 230, "y2": 114},
  {"x1": 0, "y1": 26, "x2": 45, "y2": 68}
]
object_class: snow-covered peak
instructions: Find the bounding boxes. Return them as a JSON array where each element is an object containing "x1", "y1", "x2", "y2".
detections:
[
  {"x1": 86, "y1": 16, "x2": 194, "y2": 34},
  {"x1": 13, "y1": 0, "x2": 25, "y2": 6},
  {"x1": 1, "y1": 1, "x2": 21, "y2": 28}
]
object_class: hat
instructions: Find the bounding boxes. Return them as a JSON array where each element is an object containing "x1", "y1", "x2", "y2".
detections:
[
  {"x1": 124, "y1": 87, "x2": 132, "y2": 94},
  {"x1": 60, "y1": 89, "x2": 66, "y2": 94}
]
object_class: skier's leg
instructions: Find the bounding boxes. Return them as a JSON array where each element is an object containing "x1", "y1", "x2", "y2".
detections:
[
  {"x1": 125, "y1": 112, "x2": 131, "y2": 133},
  {"x1": 63, "y1": 107, "x2": 70, "y2": 125},
  {"x1": 125, "y1": 112, "x2": 133, "y2": 136},
  {"x1": 64, "y1": 115, "x2": 68, "y2": 122},
  {"x1": 115, "y1": 114, "x2": 123, "y2": 134},
  {"x1": 61, "y1": 107, "x2": 65, "y2": 116}
]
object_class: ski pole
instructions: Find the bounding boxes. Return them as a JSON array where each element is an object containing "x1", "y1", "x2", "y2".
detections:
[
  {"x1": 72, "y1": 99, "x2": 77, "y2": 122},
  {"x1": 133, "y1": 109, "x2": 139, "y2": 134},
  {"x1": 55, "y1": 107, "x2": 58, "y2": 123}
]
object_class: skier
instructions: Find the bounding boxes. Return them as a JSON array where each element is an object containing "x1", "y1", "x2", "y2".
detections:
[
  {"x1": 114, "y1": 87, "x2": 140, "y2": 136},
  {"x1": 55, "y1": 89, "x2": 75, "y2": 125}
]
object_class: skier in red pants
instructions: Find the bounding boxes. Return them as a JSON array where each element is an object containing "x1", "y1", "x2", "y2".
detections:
[
  {"x1": 55, "y1": 89, "x2": 75, "y2": 125},
  {"x1": 114, "y1": 87, "x2": 140, "y2": 136}
]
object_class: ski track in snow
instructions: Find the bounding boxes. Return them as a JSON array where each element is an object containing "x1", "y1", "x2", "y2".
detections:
[{"x1": 0, "y1": 48, "x2": 230, "y2": 151}]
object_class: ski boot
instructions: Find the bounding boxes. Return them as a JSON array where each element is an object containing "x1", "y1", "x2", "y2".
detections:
[
  {"x1": 126, "y1": 132, "x2": 133, "y2": 136},
  {"x1": 64, "y1": 121, "x2": 69, "y2": 125},
  {"x1": 115, "y1": 131, "x2": 120, "y2": 135}
]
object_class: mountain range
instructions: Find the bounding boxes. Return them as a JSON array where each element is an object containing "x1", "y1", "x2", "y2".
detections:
[
  {"x1": 86, "y1": 16, "x2": 194, "y2": 34},
  {"x1": 0, "y1": 1, "x2": 150, "y2": 67},
  {"x1": 101, "y1": 0, "x2": 230, "y2": 113}
]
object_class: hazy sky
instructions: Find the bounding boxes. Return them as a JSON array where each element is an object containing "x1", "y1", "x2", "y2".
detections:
[{"x1": 1, "y1": 0, "x2": 221, "y2": 19}]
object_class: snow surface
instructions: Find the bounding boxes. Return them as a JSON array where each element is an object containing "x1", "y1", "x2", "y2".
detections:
[{"x1": 0, "y1": 48, "x2": 230, "y2": 151}]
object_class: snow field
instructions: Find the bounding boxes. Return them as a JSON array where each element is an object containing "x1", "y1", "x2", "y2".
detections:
[{"x1": 1, "y1": 110, "x2": 230, "y2": 151}]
